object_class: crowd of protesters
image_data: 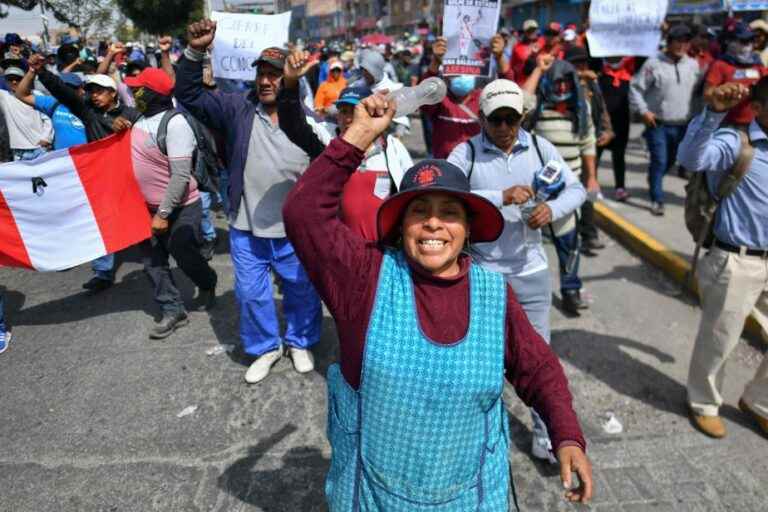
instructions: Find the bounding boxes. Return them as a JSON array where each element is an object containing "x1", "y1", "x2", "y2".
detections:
[{"x1": 2, "y1": 12, "x2": 768, "y2": 509}]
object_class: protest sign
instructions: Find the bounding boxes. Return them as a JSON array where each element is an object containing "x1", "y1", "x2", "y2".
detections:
[
  {"x1": 586, "y1": 0, "x2": 669, "y2": 58},
  {"x1": 210, "y1": 10, "x2": 292, "y2": 80},
  {"x1": 441, "y1": 0, "x2": 501, "y2": 76}
]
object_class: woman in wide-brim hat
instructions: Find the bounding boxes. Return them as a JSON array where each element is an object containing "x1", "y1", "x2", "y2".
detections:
[{"x1": 283, "y1": 94, "x2": 593, "y2": 511}]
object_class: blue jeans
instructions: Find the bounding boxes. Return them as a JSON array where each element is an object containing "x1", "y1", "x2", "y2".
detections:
[
  {"x1": 0, "y1": 288, "x2": 5, "y2": 333},
  {"x1": 91, "y1": 254, "x2": 115, "y2": 282},
  {"x1": 552, "y1": 226, "x2": 582, "y2": 293},
  {"x1": 230, "y1": 228, "x2": 322, "y2": 357},
  {"x1": 200, "y1": 191, "x2": 217, "y2": 242},
  {"x1": 504, "y1": 269, "x2": 553, "y2": 441},
  {"x1": 13, "y1": 147, "x2": 47, "y2": 161},
  {"x1": 643, "y1": 124, "x2": 686, "y2": 203}
]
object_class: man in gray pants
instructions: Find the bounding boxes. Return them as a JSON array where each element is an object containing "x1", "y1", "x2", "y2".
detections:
[{"x1": 449, "y1": 78, "x2": 585, "y2": 463}]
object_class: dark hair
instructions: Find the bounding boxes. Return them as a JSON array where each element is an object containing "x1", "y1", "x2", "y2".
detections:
[{"x1": 751, "y1": 76, "x2": 768, "y2": 104}]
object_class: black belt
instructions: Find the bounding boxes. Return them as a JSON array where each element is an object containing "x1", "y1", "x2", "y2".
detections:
[{"x1": 715, "y1": 240, "x2": 768, "y2": 258}]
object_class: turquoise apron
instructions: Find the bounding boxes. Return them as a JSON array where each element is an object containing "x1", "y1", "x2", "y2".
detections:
[{"x1": 325, "y1": 250, "x2": 517, "y2": 511}]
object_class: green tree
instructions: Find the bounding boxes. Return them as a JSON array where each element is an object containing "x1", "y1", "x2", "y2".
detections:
[
  {"x1": 0, "y1": 1, "x2": 115, "y2": 39},
  {"x1": 115, "y1": 0, "x2": 204, "y2": 35}
]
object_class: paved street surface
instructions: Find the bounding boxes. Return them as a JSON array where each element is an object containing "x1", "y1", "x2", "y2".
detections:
[{"x1": 1, "y1": 121, "x2": 767, "y2": 511}]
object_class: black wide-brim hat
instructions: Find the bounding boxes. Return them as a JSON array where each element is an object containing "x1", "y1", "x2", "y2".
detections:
[{"x1": 377, "y1": 159, "x2": 504, "y2": 246}]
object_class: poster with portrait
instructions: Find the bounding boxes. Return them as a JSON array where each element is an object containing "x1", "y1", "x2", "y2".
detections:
[{"x1": 442, "y1": 0, "x2": 501, "y2": 76}]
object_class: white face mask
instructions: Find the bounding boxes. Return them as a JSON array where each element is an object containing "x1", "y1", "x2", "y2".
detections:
[
  {"x1": 607, "y1": 60, "x2": 623, "y2": 69},
  {"x1": 728, "y1": 41, "x2": 754, "y2": 60}
]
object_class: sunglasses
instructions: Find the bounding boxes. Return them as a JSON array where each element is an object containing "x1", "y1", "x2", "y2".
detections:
[{"x1": 487, "y1": 114, "x2": 520, "y2": 127}]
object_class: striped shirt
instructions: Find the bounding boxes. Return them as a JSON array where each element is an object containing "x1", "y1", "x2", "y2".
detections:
[{"x1": 533, "y1": 108, "x2": 596, "y2": 176}]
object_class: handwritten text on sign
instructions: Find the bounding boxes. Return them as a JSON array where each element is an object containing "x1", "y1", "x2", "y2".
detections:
[
  {"x1": 211, "y1": 11, "x2": 292, "y2": 81},
  {"x1": 586, "y1": 0, "x2": 669, "y2": 57}
]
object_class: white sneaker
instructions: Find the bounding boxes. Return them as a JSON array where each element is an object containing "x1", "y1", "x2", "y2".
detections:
[
  {"x1": 244, "y1": 348, "x2": 283, "y2": 384},
  {"x1": 288, "y1": 348, "x2": 315, "y2": 374},
  {"x1": 531, "y1": 436, "x2": 558, "y2": 464}
]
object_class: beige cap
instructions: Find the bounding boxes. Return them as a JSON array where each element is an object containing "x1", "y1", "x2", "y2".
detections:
[
  {"x1": 750, "y1": 19, "x2": 768, "y2": 33},
  {"x1": 523, "y1": 19, "x2": 539, "y2": 32},
  {"x1": 480, "y1": 79, "x2": 525, "y2": 116},
  {"x1": 84, "y1": 74, "x2": 117, "y2": 90}
]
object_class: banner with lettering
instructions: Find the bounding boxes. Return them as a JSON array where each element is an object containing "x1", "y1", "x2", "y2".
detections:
[
  {"x1": 586, "y1": 0, "x2": 670, "y2": 58},
  {"x1": 441, "y1": 0, "x2": 501, "y2": 76},
  {"x1": 210, "y1": 10, "x2": 292, "y2": 80}
]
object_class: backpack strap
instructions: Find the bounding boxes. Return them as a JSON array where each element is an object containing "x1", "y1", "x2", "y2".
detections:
[
  {"x1": 466, "y1": 139, "x2": 476, "y2": 182},
  {"x1": 715, "y1": 131, "x2": 754, "y2": 200},
  {"x1": 531, "y1": 133, "x2": 545, "y2": 167},
  {"x1": 156, "y1": 109, "x2": 180, "y2": 156}
]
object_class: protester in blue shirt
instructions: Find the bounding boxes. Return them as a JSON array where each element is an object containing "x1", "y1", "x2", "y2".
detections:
[
  {"x1": 15, "y1": 70, "x2": 87, "y2": 150},
  {"x1": 678, "y1": 79, "x2": 768, "y2": 440}
]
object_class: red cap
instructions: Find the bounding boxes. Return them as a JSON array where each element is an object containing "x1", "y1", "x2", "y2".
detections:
[
  {"x1": 124, "y1": 68, "x2": 174, "y2": 96},
  {"x1": 545, "y1": 22, "x2": 563, "y2": 35}
]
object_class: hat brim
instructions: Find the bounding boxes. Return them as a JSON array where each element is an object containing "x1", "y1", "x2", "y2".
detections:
[
  {"x1": 376, "y1": 188, "x2": 504, "y2": 246},
  {"x1": 335, "y1": 98, "x2": 360, "y2": 106}
]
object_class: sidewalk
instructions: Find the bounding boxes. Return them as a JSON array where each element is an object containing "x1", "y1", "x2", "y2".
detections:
[{"x1": 594, "y1": 124, "x2": 764, "y2": 339}]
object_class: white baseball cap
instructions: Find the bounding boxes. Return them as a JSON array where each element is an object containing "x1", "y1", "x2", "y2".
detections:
[
  {"x1": 523, "y1": 19, "x2": 539, "y2": 32},
  {"x1": 563, "y1": 29, "x2": 577, "y2": 42},
  {"x1": 480, "y1": 79, "x2": 524, "y2": 117},
  {"x1": 84, "y1": 74, "x2": 117, "y2": 90}
]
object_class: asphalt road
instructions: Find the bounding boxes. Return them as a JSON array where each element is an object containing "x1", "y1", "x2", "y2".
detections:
[{"x1": 0, "y1": 119, "x2": 766, "y2": 511}]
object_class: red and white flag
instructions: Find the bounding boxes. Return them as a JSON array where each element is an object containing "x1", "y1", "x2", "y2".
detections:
[{"x1": 0, "y1": 132, "x2": 151, "y2": 271}]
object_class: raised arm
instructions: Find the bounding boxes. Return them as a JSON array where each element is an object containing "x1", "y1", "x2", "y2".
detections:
[
  {"x1": 174, "y1": 20, "x2": 234, "y2": 133},
  {"x1": 522, "y1": 53, "x2": 554, "y2": 96},
  {"x1": 30, "y1": 54, "x2": 87, "y2": 120},
  {"x1": 14, "y1": 67, "x2": 36, "y2": 106},
  {"x1": 158, "y1": 36, "x2": 176, "y2": 83},
  {"x1": 283, "y1": 94, "x2": 395, "y2": 320},
  {"x1": 97, "y1": 42, "x2": 125, "y2": 75},
  {"x1": 278, "y1": 50, "x2": 327, "y2": 160},
  {"x1": 490, "y1": 34, "x2": 511, "y2": 78}
]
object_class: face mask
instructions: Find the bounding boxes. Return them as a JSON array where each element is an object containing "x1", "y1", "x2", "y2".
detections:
[
  {"x1": 607, "y1": 60, "x2": 623, "y2": 69},
  {"x1": 133, "y1": 87, "x2": 148, "y2": 113},
  {"x1": 449, "y1": 75, "x2": 475, "y2": 97},
  {"x1": 550, "y1": 92, "x2": 573, "y2": 102},
  {"x1": 728, "y1": 41, "x2": 754, "y2": 61}
]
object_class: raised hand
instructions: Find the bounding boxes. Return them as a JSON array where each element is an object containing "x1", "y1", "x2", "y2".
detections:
[
  {"x1": 432, "y1": 37, "x2": 447, "y2": 63},
  {"x1": 283, "y1": 49, "x2": 318, "y2": 88},
  {"x1": 537, "y1": 53, "x2": 555, "y2": 72},
  {"x1": 342, "y1": 93, "x2": 397, "y2": 151},
  {"x1": 490, "y1": 34, "x2": 506, "y2": 57},
  {"x1": 187, "y1": 19, "x2": 217, "y2": 52},
  {"x1": 109, "y1": 42, "x2": 126, "y2": 55},
  {"x1": 27, "y1": 53, "x2": 45, "y2": 72},
  {"x1": 709, "y1": 82, "x2": 750, "y2": 113},
  {"x1": 158, "y1": 36, "x2": 173, "y2": 53}
]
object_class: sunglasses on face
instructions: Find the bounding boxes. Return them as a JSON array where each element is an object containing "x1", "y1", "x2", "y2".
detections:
[{"x1": 487, "y1": 114, "x2": 520, "y2": 127}]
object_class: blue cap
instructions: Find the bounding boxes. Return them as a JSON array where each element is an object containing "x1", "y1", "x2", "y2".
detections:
[
  {"x1": 335, "y1": 86, "x2": 372, "y2": 106},
  {"x1": 60, "y1": 73, "x2": 83, "y2": 88},
  {"x1": 4, "y1": 33, "x2": 22, "y2": 46},
  {"x1": 724, "y1": 21, "x2": 755, "y2": 42}
]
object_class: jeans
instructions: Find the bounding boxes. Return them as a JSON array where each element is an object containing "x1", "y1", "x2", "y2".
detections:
[
  {"x1": 0, "y1": 288, "x2": 5, "y2": 333},
  {"x1": 199, "y1": 191, "x2": 217, "y2": 242},
  {"x1": 643, "y1": 123, "x2": 686, "y2": 203},
  {"x1": 12, "y1": 147, "x2": 47, "y2": 161},
  {"x1": 218, "y1": 168, "x2": 231, "y2": 214},
  {"x1": 552, "y1": 227, "x2": 582, "y2": 293},
  {"x1": 229, "y1": 228, "x2": 322, "y2": 357},
  {"x1": 597, "y1": 143, "x2": 628, "y2": 190},
  {"x1": 140, "y1": 200, "x2": 217, "y2": 314},
  {"x1": 504, "y1": 269, "x2": 553, "y2": 441},
  {"x1": 91, "y1": 254, "x2": 115, "y2": 282}
]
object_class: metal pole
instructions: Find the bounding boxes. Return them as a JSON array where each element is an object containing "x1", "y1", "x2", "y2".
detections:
[{"x1": 39, "y1": 1, "x2": 50, "y2": 53}]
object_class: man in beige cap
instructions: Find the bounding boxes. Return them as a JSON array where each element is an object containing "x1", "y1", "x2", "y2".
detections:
[
  {"x1": 750, "y1": 19, "x2": 768, "y2": 67},
  {"x1": 512, "y1": 20, "x2": 542, "y2": 82}
]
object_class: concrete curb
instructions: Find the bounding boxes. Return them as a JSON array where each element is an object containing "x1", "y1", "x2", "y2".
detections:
[{"x1": 593, "y1": 202, "x2": 764, "y2": 340}]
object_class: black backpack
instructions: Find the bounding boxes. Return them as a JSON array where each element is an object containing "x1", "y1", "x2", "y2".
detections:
[{"x1": 156, "y1": 109, "x2": 220, "y2": 196}]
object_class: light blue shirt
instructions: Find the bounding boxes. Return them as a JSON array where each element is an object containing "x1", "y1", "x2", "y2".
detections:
[
  {"x1": 678, "y1": 108, "x2": 768, "y2": 250},
  {"x1": 448, "y1": 129, "x2": 586, "y2": 276}
]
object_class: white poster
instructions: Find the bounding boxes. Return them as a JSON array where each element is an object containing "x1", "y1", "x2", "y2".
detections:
[
  {"x1": 442, "y1": 0, "x2": 501, "y2": 76},
  {"x1": 586, "y1": 0, "x2": 669, "y2": 58},
  {"x1": 210, "y1": 10, "x2": 292, "y2": 80}
]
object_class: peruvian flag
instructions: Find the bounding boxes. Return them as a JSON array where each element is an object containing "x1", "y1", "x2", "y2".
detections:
[{"x1": 0, "y1": 132, "x2": 151, "y2": 271}]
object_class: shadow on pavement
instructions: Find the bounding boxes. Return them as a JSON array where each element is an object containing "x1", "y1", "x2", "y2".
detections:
[
  {"x1": 218, "y1": 424, "x2": 329, "y2": 511},
  {"x1": 551, "y1": 328, "x2": 685, "y2": 417}
]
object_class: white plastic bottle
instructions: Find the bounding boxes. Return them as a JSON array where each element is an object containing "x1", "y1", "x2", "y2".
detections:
[{"x1": 387, "y1": 77, "x2": 447, "y2": 117}]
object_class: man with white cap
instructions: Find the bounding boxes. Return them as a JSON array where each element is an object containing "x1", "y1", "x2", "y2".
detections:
[
  {"x1": 511, "y1": 19, "x2": 543, "y2": 84},
  {"x1": 29, "y1": 54, "x2": 141, "y2": 293},
  {"x1": 448, "y1": 78, "x2": 586, "y2": 464},
  {"x1": 0, "y1": 63, "x2": 53, "y2": 161}
]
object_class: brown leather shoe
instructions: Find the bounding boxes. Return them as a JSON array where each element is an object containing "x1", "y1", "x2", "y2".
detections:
[
  {"x1": 739, "y1": 399, "x2": 768, "y2": 437},
  {"x1": 689, "y1": 408, "x2": 727, "y2": 438}
]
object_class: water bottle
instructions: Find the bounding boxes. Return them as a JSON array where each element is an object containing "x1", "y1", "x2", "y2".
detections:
[{"x1": 387, "y1": 77, "x2": 447, "y2": 117}]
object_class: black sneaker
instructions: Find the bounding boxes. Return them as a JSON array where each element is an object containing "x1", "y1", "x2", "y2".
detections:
[
  {"x1": 194, "y1": 287, "x2": 216, "y2": 311},
  {"x1": 200, "y1": 239, "x2": 217, "y2": 261},
  {"x1": 651, "y1": 202, "x2": 665, "y2": 216},
  {"x1": 82, "y1": 277, "x2": 113, "y2": 293},
  {"x1": 562, "y1": 290, "x2": 588, "y2": 316},
  {"x1": 582, "y1": 237, "x2": 606, "y2": 251},
  {"x1": 149, "y1": 311, "x2": 189, "y2": 339}
]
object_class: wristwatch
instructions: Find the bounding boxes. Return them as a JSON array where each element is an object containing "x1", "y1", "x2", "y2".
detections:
[{"x1": 157, "y1": 208, "x2": 171, "y2": 220}]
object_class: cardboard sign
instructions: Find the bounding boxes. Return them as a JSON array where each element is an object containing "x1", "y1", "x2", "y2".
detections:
[
  {"x1": 441, "y1": 0, "x2": 501, "y2": 76},
  {"x1": 586, "y1": 0, "x2": 669, "y2": 58},
  {"x1": 210, "y1": 10, "x2": 292, "y2": 80}
]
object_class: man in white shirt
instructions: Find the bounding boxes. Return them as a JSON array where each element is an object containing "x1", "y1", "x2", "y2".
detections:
[{"x1": 0, "y1": 66, "x2": 52, "y2": 160}]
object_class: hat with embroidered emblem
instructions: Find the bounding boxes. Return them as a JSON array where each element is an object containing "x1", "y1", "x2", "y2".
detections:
[{"x1": 376, "y1": 159, "x2": 504, "y2": 245}]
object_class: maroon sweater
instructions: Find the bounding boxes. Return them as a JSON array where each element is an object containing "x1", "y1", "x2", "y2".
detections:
[{"x1": 284, "y1": 137, "x2": 586, "y2": 453}]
